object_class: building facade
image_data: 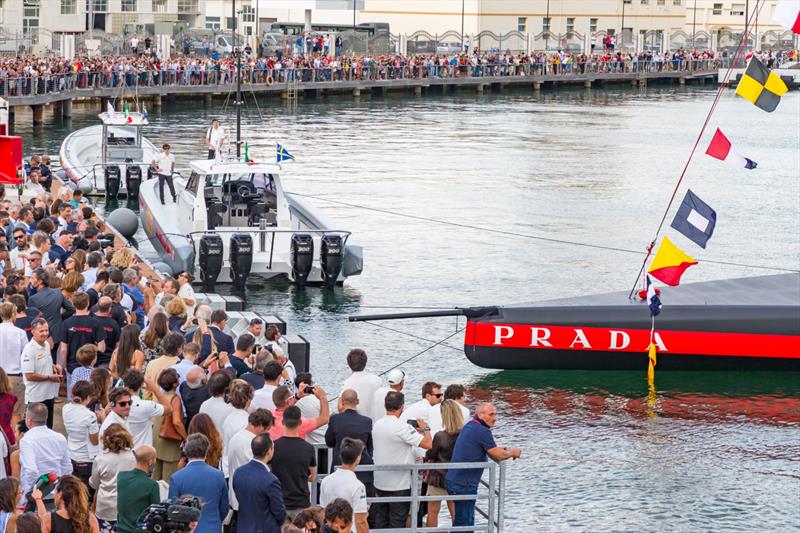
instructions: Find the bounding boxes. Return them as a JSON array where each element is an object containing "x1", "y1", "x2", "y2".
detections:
[{"x1": 204, "y1": 0, "x2": 254, "y2": 35}]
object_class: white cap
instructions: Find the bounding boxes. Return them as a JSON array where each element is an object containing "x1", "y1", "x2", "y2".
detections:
[{"x1": 387, "y1": 369, "x2": 405, "y2": 385}]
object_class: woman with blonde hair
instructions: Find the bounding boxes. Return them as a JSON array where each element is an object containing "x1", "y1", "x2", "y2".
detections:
[
  {"x1": 32, "y1": 474, "x2": 100, "y2": 533},
  {"x1": 62, "y1": 272, "x2": 84, "y2": 300},
  {"x1": 164, "y1": 296, "x2": 188, "y2": 332},
  {"x1": 186, "y1": 413, "x2": 223, "y2": 468},
  {"x1": 70, "y1": 249, "x2": 87, "y2": 273},
  {"x1": 89, "y1": 424, "x2": 136, "y2": 532},
  {"x1": 110, "y1": 248, "x2": 134, "y2": 270},
  {"x1": 424, "y1": 399, "x2": 465, "y2": 528}
]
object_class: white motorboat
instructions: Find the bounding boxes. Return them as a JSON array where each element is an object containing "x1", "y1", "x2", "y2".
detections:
[
  {"x1": 59, "y1": 110, "x2": 159, "y2": 199},
  {"x1": 138, "y1": 158, "x2": 363, "y2": 288}
]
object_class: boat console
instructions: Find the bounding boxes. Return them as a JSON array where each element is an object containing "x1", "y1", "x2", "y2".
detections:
[{"x1": 188, "y1": 169, "x2": 280, "y2": 230}]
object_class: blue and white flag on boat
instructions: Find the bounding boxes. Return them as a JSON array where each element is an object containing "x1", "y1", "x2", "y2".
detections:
[
  {"x1": 670, "y1": 189, "x2": 717, "y2": 249},
  {"x1": 646, "y1": 276, "x2": 662, "y2": 317},
  {"x1": 276, "y1": 144, "x2": 295, "y2": 163}
]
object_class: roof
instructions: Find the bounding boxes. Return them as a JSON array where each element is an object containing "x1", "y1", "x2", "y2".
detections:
[
  {"x1": 523, "y1": 273, "x2": 800, "y2": 308},
  {"x1": 188, "y1": 158, "x2": 283, "y2": 175},
  {"x1": 98, "y1": 112, "x2": 149, "y2": 126}
]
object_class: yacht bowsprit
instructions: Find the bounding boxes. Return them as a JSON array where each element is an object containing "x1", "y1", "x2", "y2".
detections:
[{"x1": 138, "y1": 158, "x2": 363, "y2": 289}]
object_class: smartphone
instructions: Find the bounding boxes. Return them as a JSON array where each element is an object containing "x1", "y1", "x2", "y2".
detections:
[
  {"x1": 406, "y1": 419, "x2": 419, "y2": 430},
  {"x1": 304, "y1": 385, "x2": 315, "y2": 395}
]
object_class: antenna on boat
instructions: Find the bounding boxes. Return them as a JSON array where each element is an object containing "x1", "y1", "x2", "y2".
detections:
[{"x1": 232, "y1": 0, "x2": 242, "y2": 159}]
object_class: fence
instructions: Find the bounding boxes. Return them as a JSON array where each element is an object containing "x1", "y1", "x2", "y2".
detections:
[
  {"x1": 0, "y1": 59, "x2": 728, "y2": 99},
  {"x1": 309, "y1": 443, "x2": 506, "y2": 533}
]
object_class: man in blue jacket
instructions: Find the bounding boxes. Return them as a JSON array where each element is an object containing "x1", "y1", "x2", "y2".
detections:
[
  {"x1": 232, "y1": 432, "x2": 287, "y2": 533},
  {"x1": 169, "y1": 434, "x2": 229, "y2": 533}
]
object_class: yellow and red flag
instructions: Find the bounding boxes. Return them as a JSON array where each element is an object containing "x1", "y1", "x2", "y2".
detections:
[{"x1": 647, "y1": 235, "x2": 698, "y2": 286}]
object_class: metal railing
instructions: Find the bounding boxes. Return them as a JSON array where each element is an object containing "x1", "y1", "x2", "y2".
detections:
[
  {"x1": 308, "y1": 443, "x2": 506, "y2": 533},
  {"x1": 0, "y1": 59, "x2": 729, "y2": 98}
]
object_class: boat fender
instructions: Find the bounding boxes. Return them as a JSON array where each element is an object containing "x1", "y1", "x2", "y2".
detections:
[
  {"x1": 105, "y1": 207, "x2": 139, "y2": 238},
  {"x1": 77, "y1": 177, "x2": 94, "y2": 195},
  {"x1": 266, "y1": 75, "x2": 274, "y2": 86}
]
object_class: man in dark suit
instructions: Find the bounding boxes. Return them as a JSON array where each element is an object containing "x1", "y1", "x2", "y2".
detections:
[
  {"x1": 169, "y1": 434, "x2": 229, "y2": 533},
  {"x1": 232, "y1": 432, "x2": 287, "y2": 533},
  {"x1": 209, "y1": 309, "x2": 235, "y2": 355},
  {"x1": 28, "y1": 269, "x2": 74, "y2": 354},
  {"x1": 325, "y1": 389, "x2": 375, "y2": 495}
]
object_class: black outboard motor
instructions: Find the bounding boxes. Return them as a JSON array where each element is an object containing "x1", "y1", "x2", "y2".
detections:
[
  {"x1": 320, "y1": 234, "x2": 343, "y2": 288},
  {"x1": 105, "y1": 165, "x2": 121, "y2": 201},
  {"x1": 291, "y1": 233, "x2": 314, "y2": 289},
  {"x1": 198, "y1": 234, "x2": 223, "y2": 293},
  {"x1": 125, "y1": 164, "x2": 142, "y2": 200},
  {"x1": 229, "y1": 233, "x2": 253, "y2": 290},
  {"x1": 147, "y1": 165, "x2": 155, "y2": 181}
]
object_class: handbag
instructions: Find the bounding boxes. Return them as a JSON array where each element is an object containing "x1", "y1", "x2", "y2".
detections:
[{"x1": 158, "y1": 397, "x2": 183, "y2": 442}]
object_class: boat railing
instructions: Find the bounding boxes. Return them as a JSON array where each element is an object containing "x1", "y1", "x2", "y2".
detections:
[
  {"x1": 308, "y1": 442, "x2": 506, "y2": 533},
  {"x1": 186, "y1": 228, "x2": 351, "y2": 270}
]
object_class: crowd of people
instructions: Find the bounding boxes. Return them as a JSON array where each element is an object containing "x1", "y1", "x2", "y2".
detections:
[
  {"x1": 0, "y1": 163, "x2": 522, "y2": 532},
  {"x1": 3, "y1": 46, "x2": 795, "y2": 97}
]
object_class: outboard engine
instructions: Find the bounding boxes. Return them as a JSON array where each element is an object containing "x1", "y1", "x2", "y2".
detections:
[
  {"x1": 290, "y1": 233, "x2": 314, "y2": 289},
  {"x1": 125, "y1": 164, "x2": 142, "y2": 200},
  {"x1": 320, "y1": 234, "x2": 344, "y2": 288},
  {"x1": 198, "y1": 234, "x2": 224, "y2": 293},
  {"x1": 105, "y1": 165, "x2": 121, "y2": 201},
  {"x1": 229, "y1": 233, "x2": 253, "y2": 290},
  {"x1": 147, "y1": 165, "x2": 155, "y2": 181}
]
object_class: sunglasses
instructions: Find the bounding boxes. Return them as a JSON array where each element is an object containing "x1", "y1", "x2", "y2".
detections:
[
  {"x1": 115, "y1": 401, "x2": 132, "y2": 407},
  {"x1": 30, "y1": 257, "x2": 41, "y2": 262},
  {"x1": 433, "y1": 393, "x2": 444, "y2": 398},
  {"x1": 13, "y1": 235, "x2": 25, "y2": 240}
]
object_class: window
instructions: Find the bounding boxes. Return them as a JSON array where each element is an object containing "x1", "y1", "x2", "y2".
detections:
[
  {"x1": 731, "y1": 4, "x2": 746, "y2": 16},
  {"x1": 226, "y1": 16, "x2": 235, "y2": 30},
  {"x1": 152, "y1": 0, "x2": 167, "y2": 12},
  {"x1": 61, "y1": 0, "x2": 76, "y2": 14},
  {"x1": 121, "y1": 0, "x2": 136, "y2": 12},
  {"x1": 517, "y1": 16, "x2": 527, "y2": 32},
  {"x1": 177, "y1": 0, "x2": 197, "y2": 13},
  {"x1": 566, "y1": 17, "x2": 575, "y2": 33},
  {"x1": 712, "y1": 3, "x2": 722, "y2": 15},
  {"x1": 87, "y1": 0, "x2": 108, "y2": 11},
  {"x1": 673, "y1": 0, "x2": 682, "y2": 5},
  {"x1": 657, "y1": 0, "x2": 665, "y2": 5},
  {"x1": 205, "y1": 16, "x2": 220, "y2": 30},
  {"x1": 242, "y1": 5, "x2": 254, "y2": 23},
  {"x1": 589, "y1": 18, "x2": 598, "y2": 32},
  {"x1": 542, "y1": 17, "x2": 551, "y2": 32}
]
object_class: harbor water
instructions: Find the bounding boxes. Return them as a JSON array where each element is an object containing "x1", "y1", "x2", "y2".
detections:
[{"x1": 17, "y1": 86, "x2": 800, "y2": 531}]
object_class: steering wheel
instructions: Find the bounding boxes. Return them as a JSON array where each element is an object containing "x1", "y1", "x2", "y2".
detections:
[{"x1": 235, "y1": 181, "x2": 256, "y2": 199}]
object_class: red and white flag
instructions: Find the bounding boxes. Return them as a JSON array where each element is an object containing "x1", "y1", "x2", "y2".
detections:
[
  {"x1": 773, "y1": 0, "x2": 800, "y2": 34},
  {"x1": 705, "y1": 128, "x2": 757, "y2": 169}
]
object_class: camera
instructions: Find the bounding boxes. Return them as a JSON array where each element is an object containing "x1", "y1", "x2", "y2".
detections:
[
  {"x1": 96, "y1": 233, "x2": 115, "y2": 248},
  {"x1": 137, "y1": 495, "x2": 202, "y2": 533}
]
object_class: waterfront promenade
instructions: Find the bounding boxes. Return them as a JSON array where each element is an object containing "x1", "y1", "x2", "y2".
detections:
[{"x1": 2, "y1": 58, "x2": 723, "y2": 127}]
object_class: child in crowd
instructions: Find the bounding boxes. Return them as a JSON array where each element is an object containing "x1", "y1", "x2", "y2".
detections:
[{"x1": 71, "y1": 344, "x2": 98, "y2": 387}]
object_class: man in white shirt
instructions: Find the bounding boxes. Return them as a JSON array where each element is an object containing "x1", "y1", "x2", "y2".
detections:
[
  {"x1": 122, "y1": 371, "x2": 173, "y2": 447},
  {"x1": 226, "y1": 409, "x2": 274, "y2": 517},
  {"x1": 176, "y1": 271, "x2": 196, "y2": 314},
  {"x1": 151, "y1": 143, "x2": 177, "y2": 205},
  {"x1": 99, "y1": 387, "x2": 133, "y2": 442},
  {"x1": 250, "y1": 360, "x2": 283, "y2": 412},
  {"x1": 320, "y1": 438, "x2": 369, "y2": 533},
  {"x1": 371, "y1": 391, "x2": 432, "y2": 530},
  {"x1": 19, "y1": 402, "x2": 72, "y2": 496},
  {"x1": 371, "y1": 368, "x2": 405, "y2": 422},
  {"x1": 199, "y1": 370, "x2": 235, "y2": 433},
  {"x1": 402, "y1": 381, "x2": 443, "y2": 423},
  {"x1": 0, "y1": 301, "x2": 29, "y2": 420},
  {"x1": 429, "y1": 384, "x2": 471, "y2": 435},
  {"x1": 206, "y1": 118, "x2": 225, "y2": 159},
  {"x1": 220, "y1": 380, "x2": 254, "y2": 477},
  {"x1": 295, "y1": 372, "x2": 327, "y2": 446},
  {"x1": 21, "y1": 318, "x2": 62, "y2": 428},
  {"x1": 341, "y1": 349, "x2": 382, "y2": 418}
]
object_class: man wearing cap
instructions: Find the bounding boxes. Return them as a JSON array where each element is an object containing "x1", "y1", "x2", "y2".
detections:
[
  {"x1": 341, "y1": 349, "x2": 382, "y2": 419},
  {"x1": 370, "y1": 369, "x2": 405, "y2": 422}
]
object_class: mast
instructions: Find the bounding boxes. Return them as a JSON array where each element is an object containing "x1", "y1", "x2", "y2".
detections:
[{"x1": 233, "y1": 0, "x2": 242, "y2": 158}]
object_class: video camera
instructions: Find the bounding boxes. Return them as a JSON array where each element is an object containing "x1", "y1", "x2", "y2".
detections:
[{"x1": 136, "y1": 495, "x2": 202, "y2": 533}]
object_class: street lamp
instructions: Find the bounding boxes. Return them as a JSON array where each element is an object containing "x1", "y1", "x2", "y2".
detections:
[
  {"x1": 461, "y1": 0, "x2": 466, "y2": 51},
  {"x1": 353, "y1": 0, "x2": 357, "y2": 28},
  {"x1": 545, "y1": 0, "x2": 550, "y2": 51},
  {"x1": 692, "y1": 0, "x2": 697, "y2": 50},
  {"x1": 621, "y1": 0, "x2": 626, "y2": 51}
]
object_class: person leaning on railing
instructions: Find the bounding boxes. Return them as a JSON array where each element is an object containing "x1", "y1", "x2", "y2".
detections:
[{"x1": 445, "y1": 402, "x2": 521, "y2": 531}]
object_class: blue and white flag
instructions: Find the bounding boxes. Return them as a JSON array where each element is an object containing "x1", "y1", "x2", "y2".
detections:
[
  {"x1": 670, "y1": 189, "x2": 717, "y2": 249},
  {"x1": 646, "y1": 275, "x2": 662, "y2": 317},
  {"x1": 276, "y1": 144, "x2": 295, "y2": 163}
]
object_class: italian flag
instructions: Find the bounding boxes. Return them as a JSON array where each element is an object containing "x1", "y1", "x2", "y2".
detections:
[{"x1": 773, "y1": 0, "x2": 800, "y2": 34}]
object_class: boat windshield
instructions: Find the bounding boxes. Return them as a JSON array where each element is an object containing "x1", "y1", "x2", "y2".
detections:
[{"x1": 204, "y1": 172, "x2": 251, "y2": 186}]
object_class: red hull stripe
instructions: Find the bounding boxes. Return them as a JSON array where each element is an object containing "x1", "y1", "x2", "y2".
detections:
[{"x1": 464, "y1": 321, "x2": 800, "y2": 359}]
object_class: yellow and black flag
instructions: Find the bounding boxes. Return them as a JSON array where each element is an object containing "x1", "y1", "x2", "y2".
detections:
[{"x1": 735, "y1": 56, "x2": 789, "y2": 112}]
